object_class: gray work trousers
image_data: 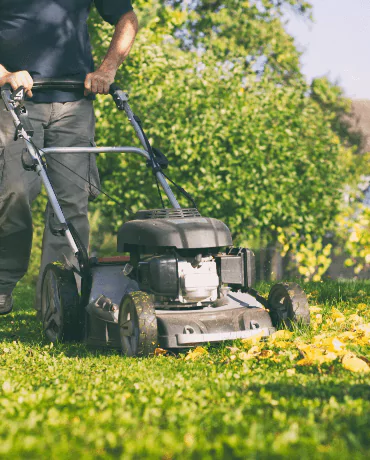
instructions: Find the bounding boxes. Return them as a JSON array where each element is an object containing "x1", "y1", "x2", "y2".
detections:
[{"x1": 0, "y1": 99, "x2": 99, "y2": 309}]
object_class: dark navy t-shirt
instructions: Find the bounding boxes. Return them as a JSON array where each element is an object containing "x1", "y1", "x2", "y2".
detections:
[{"x1": 0, "y1": 0, "x2": 133, "y2": 102}]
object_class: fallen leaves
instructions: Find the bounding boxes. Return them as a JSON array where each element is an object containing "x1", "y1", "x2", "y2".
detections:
[
  {"x1": 342, "y1": 353, "x2": 370, "y2": 373},
  {"x1": 180, "y1": 298, "x2": 370, "y2": 374},
  {"x1": 356, "y1": 323, "x2": 370, "y2": 337},
  {"x1": 331, "y1": 307, "x2": 345, "y2": 323},
  {"x1": 270, "y1": 330, "x2": 293, "y2": 341},
  {"x1": 185, "y1": 347, "x2": 208, "y2": 361},
  {"x1": 154, "y1": 348, "x2": 168, "y2": 356},
  {"x1": 297, "y1": 342, "x2": 338, "y2": 366},
  {"x1": 240, "y1": 330, "x2": 265, "y2": 345}
]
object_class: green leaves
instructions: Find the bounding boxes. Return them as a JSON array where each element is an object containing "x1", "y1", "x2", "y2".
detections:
[{"x1": 26, "y1": 1, "x2": 356, "y2": 280}]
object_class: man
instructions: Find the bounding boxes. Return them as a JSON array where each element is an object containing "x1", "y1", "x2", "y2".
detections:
[{"x1": 0, "y1": 1, "x2": 138, "y2": 314}]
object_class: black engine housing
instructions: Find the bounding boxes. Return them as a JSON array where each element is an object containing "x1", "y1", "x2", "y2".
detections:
[{"x1": 117, "y1": 208, "x2": 233, "y2": 252}]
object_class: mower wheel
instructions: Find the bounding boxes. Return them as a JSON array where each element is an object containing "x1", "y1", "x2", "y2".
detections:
[
  {"x1": 267, "y1": 282, "x2": 310, "y2": 329},
  {"x1": 41, "y1": 263, "x2": 82, "y2": 342},
  {"x1": 119, "y1": 291, "x2": 158, "y2": 357}
]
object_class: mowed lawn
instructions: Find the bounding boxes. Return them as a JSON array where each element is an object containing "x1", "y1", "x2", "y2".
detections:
[{"x1": 0, "y1": 281, "x2": 369, "y2": 459}]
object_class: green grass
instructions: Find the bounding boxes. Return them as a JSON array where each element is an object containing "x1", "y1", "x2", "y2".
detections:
[{"x1": 1, "y1": 281, "x2": 370, "y2": 459}]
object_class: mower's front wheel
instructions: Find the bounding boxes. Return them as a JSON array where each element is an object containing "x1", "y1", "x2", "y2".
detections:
[
  {"x1": 119, "y1": 291, "x2": 158, "y2": 357},
  {"x1": 267, "y1": 282, "x2": 310, "y2": 329},
  {"x1": 41, "y1": 263, "x2": 82, "y2": 342}
]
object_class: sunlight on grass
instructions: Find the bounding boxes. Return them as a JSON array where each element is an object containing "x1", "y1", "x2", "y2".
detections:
[{"x1": 0, "y1": 280, "x2": 369, "y2": 459}]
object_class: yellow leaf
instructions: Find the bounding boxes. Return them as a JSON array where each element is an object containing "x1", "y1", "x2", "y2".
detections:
[
  {"x1": 259, "y1": 350, "x2": 274, "y2": 359},
  {"x1": 356, "y1": 303, "x2": 368, "y2": 312},
  {"x1": 185, "y1": 347, "x2": 208, "y2": 361},
  {"x1": 337, "y1": 331, "x2": 357, "y2": 342},
  {"x1": 270, "y1": 330, "x2": 293, "y2": 341},
  {"x1": 226, "y1": 346, "x2": 240, "y2": 353},
  {"x1": 249, "y1": 345, "x2": 261, "y2": 355},
  {"x1": 331, "y1": 307, "x2": 345, "y2": 323},
  {"x1": 347, "y1": 314, "x2": 363, "y2": 325},
  {"x1": 342, "y1": 353, "x2": 370, "y2": 373},
  {"x1": 313, "y1": 314, "x2": 323, "y2": 324},
  {"x1": 238, "y1": 351, "x2": 255, "y2": 361},
  {"x1": 311, "y1": 334, "x2": 327, "y2": 344},
  {"x1": 355, "y1": 323, "x2": 370, "y2": 337},
  {"x1": 297, "y1": 358, "x2": 313, "y2": 366},
  {"x1": 154, "y1": 348, "x2": 168, "y2": 356},
  {"x1": 321, "y1": 337, "x2": 346, "y2": 354},
  {"x1": 298, "y1": 343, "x2": 338, "y2": 364},
  {"x1": 241, "y1": 330, "x2": 264, "y2": 346}
]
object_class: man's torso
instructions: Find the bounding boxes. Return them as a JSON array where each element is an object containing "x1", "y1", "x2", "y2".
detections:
[{"x1": 0, "y1": 0, "x2": 94, "y2": 102}]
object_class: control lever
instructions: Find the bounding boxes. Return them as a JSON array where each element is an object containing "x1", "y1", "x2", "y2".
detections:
[
  {"x1": 10, "y1": 86, "x2": 26, "y2": 103},
  {"x1": 14, "y1": 105, "x2": 34, "y2": 138}
]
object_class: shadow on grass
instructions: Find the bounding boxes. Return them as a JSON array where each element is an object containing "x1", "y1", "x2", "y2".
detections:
[{"x1": 247, "y1": 380, "x2": 370, "y2": 402}]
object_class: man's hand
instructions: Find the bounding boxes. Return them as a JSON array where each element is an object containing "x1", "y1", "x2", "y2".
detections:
[
  {"x1": 84, "y1": 11, "x2": 138, "y2": 97},
  {"x1": 0, "y1": 70, "x2": 33, "y2": 97},
  {"x1": 84, "y1": 67, "x2": 115, "y2": 96}
]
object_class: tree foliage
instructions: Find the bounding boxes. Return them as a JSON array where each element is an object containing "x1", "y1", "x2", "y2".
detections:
[
  {"x1": 88, "y1": 0, "x2": 351, "y2": 253},
  {"x1": 26, "y1": 0, "x2": 357, "y2": 282}
]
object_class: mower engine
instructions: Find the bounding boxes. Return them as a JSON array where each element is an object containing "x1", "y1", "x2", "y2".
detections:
[{"x1": 138, "y1": 253, "x2": 220, "y2": 304}]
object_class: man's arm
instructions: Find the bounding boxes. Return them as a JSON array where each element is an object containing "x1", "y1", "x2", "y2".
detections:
[
  {"x1": 0, "y1": 65, "x2": 33, "y2": 96},
  {"x1": 84, "y1": 10, "x2": 138, "y2": 95}
]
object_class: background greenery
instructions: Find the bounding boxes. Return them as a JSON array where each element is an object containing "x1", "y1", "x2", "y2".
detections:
[{"x1": 27, "y1": 0, "x2": 368, "y2": 282}]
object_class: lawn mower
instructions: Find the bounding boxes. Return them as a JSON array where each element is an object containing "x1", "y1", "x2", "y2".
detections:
[{"x1": 1, "y1": 79, "x2": 310, "y2": 356}]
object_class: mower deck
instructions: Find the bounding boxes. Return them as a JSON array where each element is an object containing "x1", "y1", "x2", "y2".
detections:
[{"x1": 83, "y1": 261, "x2": 274, "y2": 349}]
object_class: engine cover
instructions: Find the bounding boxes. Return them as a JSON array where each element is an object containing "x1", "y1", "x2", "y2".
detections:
[{"x1": 117, "y1": 210, "x2": 232, "y2": 251}]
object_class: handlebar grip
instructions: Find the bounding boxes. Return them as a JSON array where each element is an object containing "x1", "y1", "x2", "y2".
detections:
[
  {"x1": 32, "y1": 78, "x2": 85, "y2": 91},
  {"x1": 109, "y1": 83, "x2": 122, "y2": 96},
  {"x1": 1, "y1": 78, "x2": 128, "y2": 110}
]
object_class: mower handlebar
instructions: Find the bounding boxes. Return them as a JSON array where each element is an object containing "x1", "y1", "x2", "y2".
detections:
[
  {"x1": 1, "y1": 78, "x2": 128, "y2": 108},
  {"x1": 32, "y1": 78, "x2": 122, "y2": 96},
  {"x1": 31, "y1": 78, "x2": 86, "y2": 91}
]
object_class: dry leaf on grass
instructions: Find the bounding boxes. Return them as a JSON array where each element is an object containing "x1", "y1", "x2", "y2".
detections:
[
  {"x1": 342, "y1": 353, "x2": 370, "y2": 373},
  {"x1": 259, "y1": 350, "x2": 274, "y2": 359},
  {"x1": 355, "y1": 323, "x2": 370, "y2": 337},
  {"x1": 238, "y1": 351, "x2": 255, "y2": 361},
  {"x1": 320, "y1": 337, "x2": 346, "y2": 355},
  {"x1": 185, "y1": 347, "x2": 208, "y2": 361},
  {"x1": 331, "y1": 308, "x2": 345, "y2": 323},
  {"x1": 238, "y1": 345, "x2": 261, "y2": 361},
  {"x1": 356, "y1": 303, "x2": 368, "y2": 312},
  {"x1": 154, "y1": 348, "x2": 168, "y2": 356},
  {"x1": 297, "y1": 343, "x2": 339, "y2": 365},
  {"x1": 270, "y1": 330, "x2": 293, "y2": 341},
  {"x1": 226, "y1": 346, "x2": 240, "y2": 354},
  {"x1": 241, "y1": 330, "x2": 264, "y2": 346},
  {"x1": 347, "y1": 314, "x2": 364, "y2": 325}
]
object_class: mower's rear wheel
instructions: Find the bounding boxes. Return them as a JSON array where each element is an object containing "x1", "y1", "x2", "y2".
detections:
[
  {"x1": 267, "y1": 282, "x2": 310, "y2": 329},
  {"x1": 41, "y1": 263, "x2": 82, "y2": 342},
  {"x1": 119, "y1": 291, "x2": 158, "y2": 357}
]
